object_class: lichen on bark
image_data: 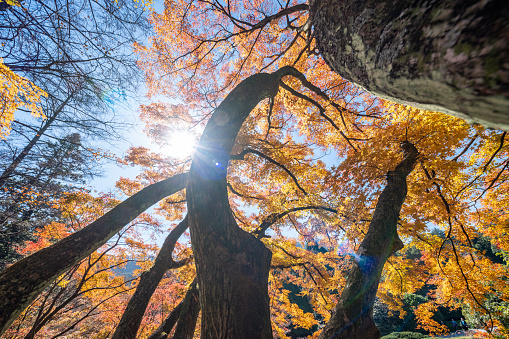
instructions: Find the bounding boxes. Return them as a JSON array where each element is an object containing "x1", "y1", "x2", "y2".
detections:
[{"x1": 310, "y1": 0, "x2": 509, "y2": 130}]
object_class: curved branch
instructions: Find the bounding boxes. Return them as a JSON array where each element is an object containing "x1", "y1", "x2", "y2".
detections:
[
  {"x1": 455, "y1": 131, "x2": 506, "y2": 198},
  {"x1": 227, "y1": 182, "x2": 264, "y2": 200},
  {"x1": 0, "y1": 173, "x2": 188, "y2": 336},
  {"x1": 279, "y1": 81, "x2": 362, "y2": 151},
  {"x1": 231, "y1": 147, "x2": 308, "y2": 195},
  {"x1": 452, "y1": 133, "x2": 479, "y2": 161},
  {"x1": 255, "y1": 205, "x2": 336, "y2": 239},
  {"x1": 483, "y1": 132, "x2": 506, "y2": 173}
]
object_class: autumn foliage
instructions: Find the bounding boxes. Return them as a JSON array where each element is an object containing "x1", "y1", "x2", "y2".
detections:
[
  {"x1": 0, "y1": 59, "x2": 46, "y2": 139},
  {"x1": 0, "y1": 0, "x2": 508, "y2": 338}
]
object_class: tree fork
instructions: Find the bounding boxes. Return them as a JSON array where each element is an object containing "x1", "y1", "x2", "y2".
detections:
[
  {"x1": 111, "y1": 217, "x2": 190, "y2": 339},
  {"x1": 186, "y1": 66, "x2": 300, "y2": 338},
  {"x1": 0, "y1": 173, "x2": 188, "y2": 336},
  {"x1": 318, "y1": 142, "x2": 419, "y2": 339}
]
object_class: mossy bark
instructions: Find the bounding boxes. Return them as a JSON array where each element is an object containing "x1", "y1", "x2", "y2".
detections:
[
  {"x1": 310, "y1": 0, "x2": 509, "y2": 130},
  {"x1": 318, "y1": 142, "x2": 419, "y2": 339},
  {"x1": 0, "y1": 173, "x2": 188, "y2": 336}
]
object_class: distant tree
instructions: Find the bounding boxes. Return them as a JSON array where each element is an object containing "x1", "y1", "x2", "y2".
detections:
[
  {"x1": 0, "y1": 59, "x2": 46, "y2": 139},
  {"x1": 0, "y1": 0, "x2": 152, "y2": 264},
  {"x1": 1, "y1": 189, "x2": 175, "y2": 339},
  {"x1": 0, "y1": 0, "x2": 150, "y2": 186},
  {"x1": 0, "y1": 134, "x2": 96, "y2": 269},
  {"x1": 472, "y1": 235, "x2": 505, "y2": 265}
]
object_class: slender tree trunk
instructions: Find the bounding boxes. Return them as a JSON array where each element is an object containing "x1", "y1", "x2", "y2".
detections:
[
  {"x1": 310, "y1": 0, "x2": 509, "y2": 130},
  {"x1": 186, "y1": 67, "x2": 299, "y2": 338},
  {"x1": 318, "y1": 142, "x2": 419, "y2": 339},
  {"x1": 111, "y1": 217, "x2": 189, "y2": 339},
  {"x1": 147, "y1": 301, "x2": 183, "y2": 339},
  {"x1": 0, "y1": 173, "x2": 188, "y2": 336},
  {"x1": 146, "y1": 281, "x2": 200, "y2": 339},
  {"x1": 172, "y1": 281, "x2": 200, "y2": 339}
]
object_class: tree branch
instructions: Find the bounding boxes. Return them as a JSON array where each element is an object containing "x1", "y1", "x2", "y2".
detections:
[
  {"x1": 255, "y1": 205, "x2": 336, "y2": 239},
  {"x1": 0, "y1": 173, "x2": 188, "y2": 336},
  {"x1": 231, "y1": 147, "x2": 308, "y2": 195},
  {"x1": 112, "y1": 217, "x2": 190, "y2": 339}
]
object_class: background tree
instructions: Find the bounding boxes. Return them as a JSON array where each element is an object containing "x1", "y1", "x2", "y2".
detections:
[
  {"x1": 0, "y1": 0, "x2": 152, "y2": 265},
  {"x1": 0, "y1": 188, "x2": 188, "y2": 339},
  {"x1": 0, "y1": 133, "x2": 96, "y2": 269},
  {"x1": 0, "y1": 58, "x2": 46, "y2": 138}
]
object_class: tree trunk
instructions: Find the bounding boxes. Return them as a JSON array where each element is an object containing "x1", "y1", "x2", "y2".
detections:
[
  {"x1": 111, "y1": 217, "x2": 189, "y2": 339},
  {"x1": 186, "y1": 67, "x2": 299, "y2": 338},
  {"x1": 172, "y1": 281, "x2": 200, "y2": 339},
  {"x1": 147, "y1": 280, "x2": 200, "y2": 339},
  {"x1": 318, "y1": 142, "x2": 419, "y2": 339},
  {"x1": 310, "y1": 0, "x2": 509, "y2": 130},
  {"x1": 0, "y1": 173, "x2": 188, "y2": 336},
  {"x1": 147, "y1": 301, "x2": 183, "y2": 339}
]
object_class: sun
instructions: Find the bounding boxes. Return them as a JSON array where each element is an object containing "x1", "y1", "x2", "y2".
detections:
[{"x1": 165, "y1": 129, "x2": 198, "y2": 158}]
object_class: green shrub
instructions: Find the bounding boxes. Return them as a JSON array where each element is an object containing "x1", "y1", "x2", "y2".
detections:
[{"x1": 380, "y1": 331, "x2": 430, "y2": 339}]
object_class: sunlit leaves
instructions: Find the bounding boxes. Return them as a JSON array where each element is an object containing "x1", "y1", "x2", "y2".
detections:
[
  {"x1": 55, "y1": 0, "x2": 509, "y2": 336},
  {"x1": 0, "y1": 59, "x2": 46, "y2": 139}
]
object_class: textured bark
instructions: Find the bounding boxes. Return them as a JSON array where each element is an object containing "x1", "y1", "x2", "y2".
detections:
[
  {"x1": 318, "y1": 142, "x2": 419, "y2": 339},
  {"x1": 0, "y1": 173, "x2": 188, "y2": 336},
  {"x1": 187, "y1": 67, "x2": 300, "y2": 338},
  {"x1": 111, "y1": 217, "x2": 189, "y2": 339},
  {"x1": 310, "y1": 0, "x2": 509, "y2": 130}
]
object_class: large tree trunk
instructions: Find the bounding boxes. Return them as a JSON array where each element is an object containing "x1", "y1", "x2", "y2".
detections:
[
  {"x1": 111, "y1": 217, "x2": 189, "y2": 339},
  {"x1": 186, "y1": 67, "x2": 299, "y2": 338},
  {"x1": 310, "y1": 0, "x2": 509, "y2": 130},
  {"x1": 318, "y1": 142, "x2": 419, "y2": 339},
  {"x1": 0, "y1": 173, "x2": 188, "y2": 336}
]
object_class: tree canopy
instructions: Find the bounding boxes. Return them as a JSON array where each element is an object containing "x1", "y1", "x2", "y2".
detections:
[{"x1": 0, "y1": 0, "x2": 508, "y2": 338}]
